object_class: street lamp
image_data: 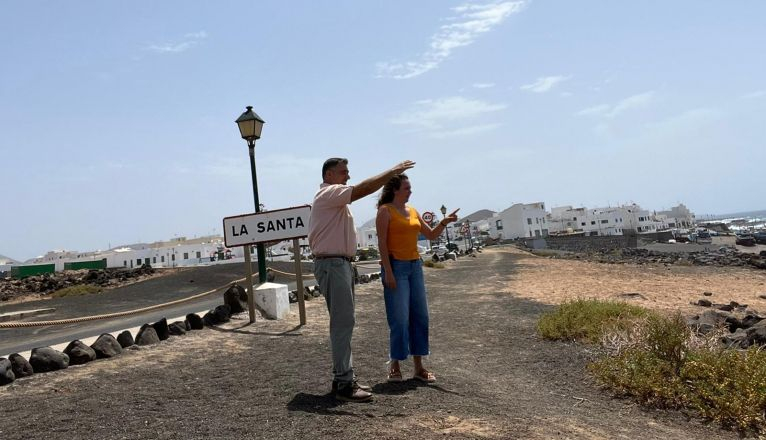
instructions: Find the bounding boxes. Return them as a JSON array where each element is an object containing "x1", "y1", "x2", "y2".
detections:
[
  {"x1": 235, "y1": 106, "x2": 268, "y2": 283},
  {"x1": 464, "y1": 220, "x2": 470, "y2": 250},
  {"x1": 440, "y1": 204, "x2": 452, "y2": 249}
]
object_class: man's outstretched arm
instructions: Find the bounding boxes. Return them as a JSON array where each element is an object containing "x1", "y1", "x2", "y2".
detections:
[{"x1": 350, "y1": 160, "x2": 415, "y2": 202}]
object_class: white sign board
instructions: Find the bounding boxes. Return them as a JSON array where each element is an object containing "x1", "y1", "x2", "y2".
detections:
[{"x1": 223, "y1": 205, "x2": 311, "y2": 247}]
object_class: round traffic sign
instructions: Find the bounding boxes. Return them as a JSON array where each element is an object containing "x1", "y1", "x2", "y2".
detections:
[{"x1": 422, "y1": 211, "x2": 434, "y2": 223}]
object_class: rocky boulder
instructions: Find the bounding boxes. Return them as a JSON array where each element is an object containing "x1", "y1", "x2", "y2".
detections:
[
  {"x1": 224, "y1": 284, "x2": 248, "y2": 314},
  {"x1": 186, "y1": 313, "x2": 204, "y2": 330},
  {"x1": 64, "y1": 340, "x2": 97, "y2": 365},
  {"x1": 135, "y1": 324, "x2": 160, "y2": 346},
  {"x1": 168, "y1": 321, "x2": 187, "y2": 336},
  {"x1": 152, "y1": 317, "x2": 170, "y2": 341},
  {"x1": 91, "y1": 334, "x2": 122, "y2": 358},
  {"x1": 0, "y1": 358, "x2": 14, "y2": 385},
  {"x1": 9, "y1": 353, "x2": 33, "y2": 378},
  {"x1": 29, "y1": 347, "x2": 69, "y2": 372},
  {"x1": 117, "y1": 330, "x2": 135, "y2": 348}
]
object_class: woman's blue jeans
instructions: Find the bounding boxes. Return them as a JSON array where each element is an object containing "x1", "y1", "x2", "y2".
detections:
[{"x1": 381, "y1": 258, "x2": 429, "y2": 361}]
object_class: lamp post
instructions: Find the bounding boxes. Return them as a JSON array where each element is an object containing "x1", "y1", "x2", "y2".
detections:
[
  {"x1": 440, "y1": 204, "x2": 452, "y2": 249},
  {"x1": 235, "y1": 106, "x2": 268, "y2": 283},
  {"x1": 464, "y1": 220, "x2": 470, "y2": 250}
]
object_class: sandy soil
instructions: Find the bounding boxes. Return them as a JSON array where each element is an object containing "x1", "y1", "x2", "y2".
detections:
[
  {"x1": 505, "y1": 247, "x2": 766, "y2": 314},
  {"x1": 0, "y1": 246, "x2": 747, "y2": 439}
]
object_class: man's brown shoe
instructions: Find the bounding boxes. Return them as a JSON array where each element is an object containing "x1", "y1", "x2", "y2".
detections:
[
  {"x1": 335, "y1": 385, "x2": 373, "y2": 402},
  {"x1": 332, "y1": 379, "x2": 371, "y2": 393}
]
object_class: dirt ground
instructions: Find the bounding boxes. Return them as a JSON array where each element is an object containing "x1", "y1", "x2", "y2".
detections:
[
  {"x1": 508, "y1": 248, "x2": 766, "y2": 315},
  {"x1": 0, "y1": 246, "x2": 751, "y2": 439}
]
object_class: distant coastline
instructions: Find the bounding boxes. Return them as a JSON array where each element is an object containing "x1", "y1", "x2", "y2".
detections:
[{"x1": 697, "y1": 209, "x2": 766, "y2": 222}]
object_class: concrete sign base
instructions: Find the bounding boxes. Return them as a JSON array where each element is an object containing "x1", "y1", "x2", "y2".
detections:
[{"x1": 255, "y1": 282, "x2": 290, "y2": 320}]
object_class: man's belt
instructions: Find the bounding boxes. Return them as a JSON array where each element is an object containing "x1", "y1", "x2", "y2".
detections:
[{"x1": 314, "y1": 255, "x2": 354, "y2": 262}]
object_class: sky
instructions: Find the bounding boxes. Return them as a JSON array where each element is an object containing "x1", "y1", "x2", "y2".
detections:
[{"x1": 1, "y1": 1, "x2": 765, "y2": 261}]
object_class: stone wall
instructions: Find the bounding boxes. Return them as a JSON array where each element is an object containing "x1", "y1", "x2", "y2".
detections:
[{"x1": 538, "y1": 235, "x2": 638, "y2": 252}]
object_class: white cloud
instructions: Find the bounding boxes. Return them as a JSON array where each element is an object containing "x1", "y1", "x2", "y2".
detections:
[
  {"x1": 575, "y1": 91, "x2": 656, "y2": 118},
  {"x1": 742, "y1": 90, "x2": 766, "y2": 99},
  {"x1": 575, "y1": 104, "x2": 610, "y2": 116},
  {"x1": 430, "y1": 123, "x2": 502, "y2": 138},
  {"x1": 472, "y1": 82, "x2": 496, "y2": 89},
  {"x1": 391, "y1": 96, "x2": 506, "y2": 138},
  {"x1": 520, "y1": 75, "x2": 570, "y2": 93},
  {"x1": 607, "y1": 91, "x2": 655, "y2": 117},
  {"x1": 148, "y1": 31, "x2": 208, "y2": 53},
  {"x1": 376, "y1": 1, "x2": 525, "y2": 79}
]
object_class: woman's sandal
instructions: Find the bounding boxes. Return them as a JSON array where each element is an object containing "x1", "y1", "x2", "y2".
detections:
[
  {"x1": 387, "y1": 368, "x2": 403, "y2": 383},
  {"x1": 413, "y1": 369, "x2": 436, "y2": 383}
]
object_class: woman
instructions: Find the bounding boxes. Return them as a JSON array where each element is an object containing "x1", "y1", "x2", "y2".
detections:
[{"x1": 376, "y1": 173, "x2": 459, "y2": 383}]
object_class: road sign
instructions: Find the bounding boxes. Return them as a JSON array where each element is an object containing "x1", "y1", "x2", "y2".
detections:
[
  {"x1": 422, "y1": 211, "x2": 434, "y2": 223},
  {"x1": 223, "y1": 205, "x2": 311, "y2": 247}
]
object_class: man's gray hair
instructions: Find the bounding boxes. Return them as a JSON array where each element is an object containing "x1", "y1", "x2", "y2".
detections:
[{"x1": 322, "y1": 157, "x2": 348, "y2": 178}]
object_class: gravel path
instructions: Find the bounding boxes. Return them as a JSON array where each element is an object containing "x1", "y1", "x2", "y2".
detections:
[{"x1": 0, "y1": 247, "x2": 738, "y2": 439}]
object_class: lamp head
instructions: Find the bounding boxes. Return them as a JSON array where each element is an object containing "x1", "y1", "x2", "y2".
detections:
[{"x1": 235, "y1": 106, "x2": 265, "y2": 142}]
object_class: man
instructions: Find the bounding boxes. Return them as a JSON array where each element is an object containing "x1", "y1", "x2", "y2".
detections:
[{"x1": 309, "y1": 157, "x2": 415, "y2": 402}]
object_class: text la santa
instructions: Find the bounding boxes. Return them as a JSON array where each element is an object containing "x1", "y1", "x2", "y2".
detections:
[{"x1": 231, "y1": 216, "x2": 305, "y2": 236}]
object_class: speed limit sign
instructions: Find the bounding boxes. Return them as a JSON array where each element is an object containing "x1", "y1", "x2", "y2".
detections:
[{"x1": 422, "y1": 211, "x2": 434, "y2": 223}]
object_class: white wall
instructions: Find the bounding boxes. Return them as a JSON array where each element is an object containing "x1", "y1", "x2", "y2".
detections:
[{"x1": 489, "y1": 202, "x2": 548, "y2": 239}]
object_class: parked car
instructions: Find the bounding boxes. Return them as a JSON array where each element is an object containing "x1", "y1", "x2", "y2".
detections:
[
  {"x1": 736, "y1": 232, "x2": 757, "y2": 247},
  {"x1": 754, "y1": 231, "x2": 766, "y2": 245},
  {"x1": 696, "y1": 230, "x2": 712, "y2": 244}
]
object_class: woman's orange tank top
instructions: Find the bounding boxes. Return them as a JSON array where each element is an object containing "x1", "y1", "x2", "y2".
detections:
[{"x1": 385, "y1": 205, "x2": 421, "y2": 260}]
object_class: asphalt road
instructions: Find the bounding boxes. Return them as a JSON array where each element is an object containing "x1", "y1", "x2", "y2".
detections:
[{"x1": 0, "y1": 260, "x2": 381, "y2": 356}]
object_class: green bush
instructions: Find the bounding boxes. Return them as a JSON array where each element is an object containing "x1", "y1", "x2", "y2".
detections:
[
  {"x1": 537, "y1": 298, "x2": 650, "y2": 343},
  {"x1": 588, "y1": 313, "x2": 766, "y2": 434},
  {"x1": 542, "y1": 300, "x2": 766, "y2": 433},
  {"x1": 683, "y1": 348, "x2": 766, "y2": 432},
  {"x1": 356, "y1": 247, "x2": 380, "y2": 261},
  {"x1": 589, "y1": 347, "x2": 688, "y2": 408},
  {"x1": 50, "y1": 284, "x2": 102, "y2": 298}
]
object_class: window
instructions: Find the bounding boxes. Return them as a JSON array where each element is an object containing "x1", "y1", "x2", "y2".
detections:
[
  {"x1": 496, "y1": 219, "x2": 503, "y2": 230},
  {"x1": 601, "y1": 219, "x2": 608, "y2": 224},
  {"x1": 183, "y1": 252, "x2": 189, "y2": 260},
  {"x1": 527, "y1": 218, "x2": 532, "y2": 225},
  {"x1": 171, "y1": 254, "x2": 175, "y2": 261},
  {"x1": 161, "y1": 256, "x2": 165, "y2": 263},
  {"x1": 581, "y1": 222, "x2": 586, "y2": 226},
  {"x1": 591, "y1": 221, "x2": 596, "y2": 225},
  {"x1": 535, "y1": 218, "x2": 539, "y2": 224},
  {"x1": 123, "y1": 260, "x2": 127, "y2": 267},
  {"x1": 153, "y1": 257, "x2": 156, "y2": 264},
  {"x1": 136, "y1": 259, "x2": 141, "y2": 266},
  {"x1": 573, "y1": 217, "x2": 577, "y2": 221},
  {"x1": 534, "y1": 230, "x2": 541, "y2": 237}
]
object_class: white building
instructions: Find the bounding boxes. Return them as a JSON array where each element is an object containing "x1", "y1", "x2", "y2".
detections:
[
  {"x1": 547, "y1": 206, "x2": 588, "y2": 235},
  {"x1": 548, "y1": 203, "x2": 668, "y2": 236},
  {"x1": 656, "y1": 204, "x2": 695, "y2": 229},
  {"x1": 488, "y1": 202, "x2": 548, "y2": 239},
  {"x1": 356, "y1": 218, "x2": 378, "y2": 249}
]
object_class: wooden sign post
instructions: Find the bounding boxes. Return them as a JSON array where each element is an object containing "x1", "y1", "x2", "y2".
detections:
[
  {"x1": 292, "y1": 238, "x2": 306, "y2": 325},
  {"x1": 224, "y1": 205, "x2": 311, "y2": 324}
]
